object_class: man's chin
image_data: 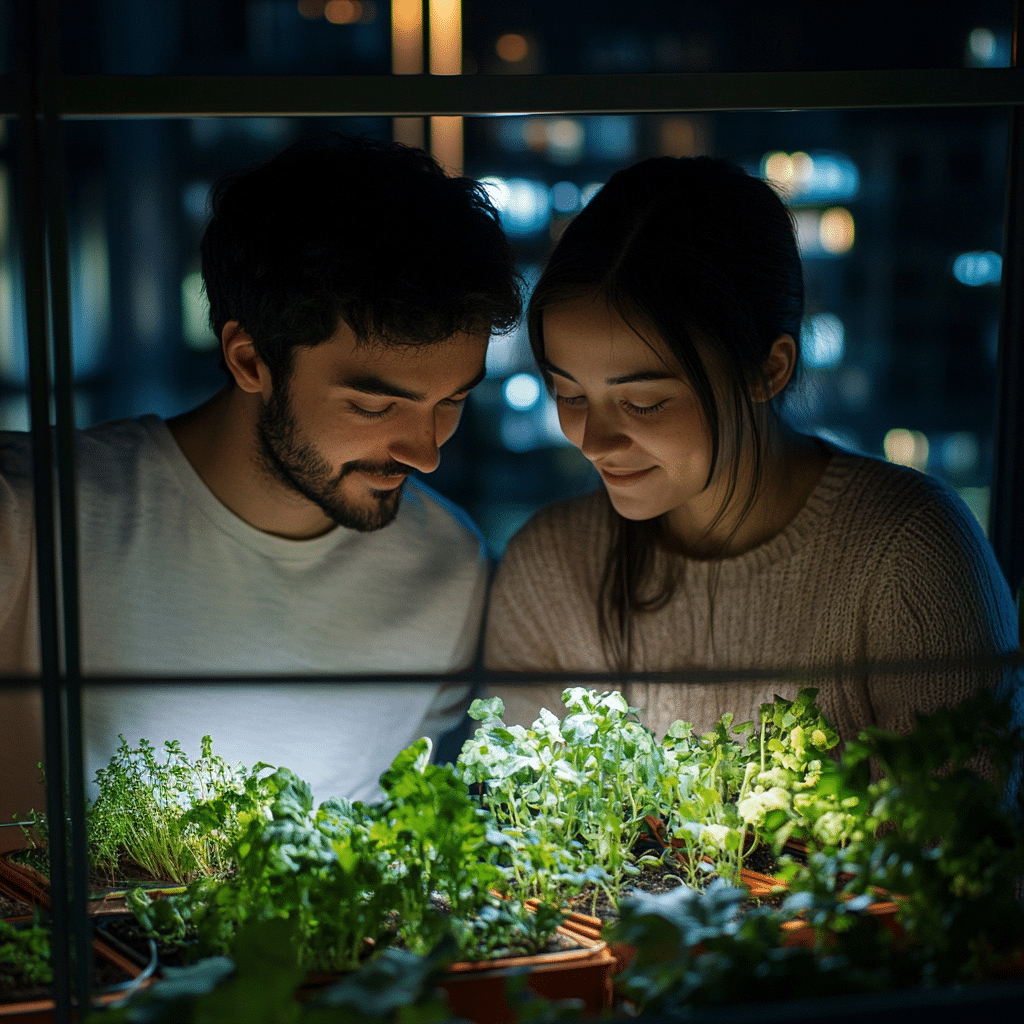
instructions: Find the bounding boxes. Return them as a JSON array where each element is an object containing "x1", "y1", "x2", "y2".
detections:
[{"x1": 329, "y1": 485, "x2": 403, "y2": 532}]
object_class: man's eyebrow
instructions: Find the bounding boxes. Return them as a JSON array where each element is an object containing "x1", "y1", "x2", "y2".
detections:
[
  {"x1": 542, "y1": 359, "x2": 676, "y2": 387},
  {"x1": 339, "y1": 366, "x2": 487, "y2": 403}
]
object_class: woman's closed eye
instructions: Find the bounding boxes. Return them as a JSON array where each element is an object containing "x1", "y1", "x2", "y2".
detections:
[
  {"x1": 554, "y1": 392, "x2": 586, "y2": 407},
  {"x1": 555, "y1": 391, "x2": 669, "y2": 417},
  {"x1": 623, "y1": 399, "x2": 668, "y2": 416}
]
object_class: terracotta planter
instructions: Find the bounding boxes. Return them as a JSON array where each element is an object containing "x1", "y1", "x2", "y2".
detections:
[
  {"x1": 438, "y1": 926, "x2": 614, "y2": 1024},
  {"x1": 0, "y1": 852, "x2": 185, "y2": 918},
  {"x1": 778, "y1": 897, "x2": 902, "y2": 949},
  {"x1": 0, "y1": 856, "x2": 49, "y2": 912},
  {"x1": 0, "y1": 918, "x2": 153, "y2": 1022},
  {"x1": 301, "y1": 926, "x2": 613, "y2": 1024}
]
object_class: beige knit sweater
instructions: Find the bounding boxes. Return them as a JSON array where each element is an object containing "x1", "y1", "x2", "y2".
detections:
[{"x1": 484, "y1": 448, "x2": 1020, "y2": 748}]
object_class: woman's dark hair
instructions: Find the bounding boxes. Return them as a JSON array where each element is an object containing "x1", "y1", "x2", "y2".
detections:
[
  {"x1": 527, "y1": 156, "x2": 804, "y2": 667},
  {"x1": 201, "y1": 132, "x2": 522, "y2": 384}
]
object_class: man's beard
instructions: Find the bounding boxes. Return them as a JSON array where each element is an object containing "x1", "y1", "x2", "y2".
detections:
[{"x1": 256, "y1": 386, "x2": 407, "y2": 533}]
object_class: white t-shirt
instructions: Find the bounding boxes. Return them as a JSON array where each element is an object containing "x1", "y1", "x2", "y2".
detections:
[{"x1": 0, "y1": 416, "x2": 488, "y2": 804}]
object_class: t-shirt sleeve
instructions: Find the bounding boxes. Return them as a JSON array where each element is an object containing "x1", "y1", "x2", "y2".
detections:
[{"x1": 864, "y1": 488, "x2": 1020, "y2": 738}]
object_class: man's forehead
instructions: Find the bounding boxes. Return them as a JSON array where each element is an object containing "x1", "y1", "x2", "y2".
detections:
[{"x1": 312, "y1": 327, "x2": 488, "y2": 399}]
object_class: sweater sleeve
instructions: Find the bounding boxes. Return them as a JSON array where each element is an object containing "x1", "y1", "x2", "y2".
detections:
[
  {"x1": 483, "y1": 495, "x2": 612, "y2": 728},
  {"x1": 864, "y1": 486, "x2": 1020, "y2": 738}
]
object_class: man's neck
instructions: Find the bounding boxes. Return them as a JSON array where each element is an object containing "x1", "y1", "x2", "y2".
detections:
[{"x1": 166, "y1": 386, "x2": 336, "y2": 540}]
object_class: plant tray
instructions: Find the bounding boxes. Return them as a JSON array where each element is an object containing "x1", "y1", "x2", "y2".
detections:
[
  {"x1": 0, "y1": 852, "x2": 184, "y2": 917},
  {"x1": 438, "y1": 927, "x2": 615, "y2": 1024}
]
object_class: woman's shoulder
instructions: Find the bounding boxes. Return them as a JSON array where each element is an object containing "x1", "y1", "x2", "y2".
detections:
[
  {"x1": 822, "y1": 446, "x2": 977, "y2": 528},
  {"x1": 821, "y1": 446, "x2": 1002, "y2": 584},
  {"x1": 503, "y1": 489, "x2": 613, "y2": 560}
]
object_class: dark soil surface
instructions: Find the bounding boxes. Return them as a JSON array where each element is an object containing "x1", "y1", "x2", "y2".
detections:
[
  {"x1": 98, "y1": 915, "x2": 188, "y2": 970},
  {"x1": 558, "y1": 846, "x2": 789, "y2": 924},
  {"x1": 1, "y1": 893, "x2": 35, "y2": 917}
]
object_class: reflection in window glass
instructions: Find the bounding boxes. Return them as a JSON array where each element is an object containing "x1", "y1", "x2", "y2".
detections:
[{"x1": 43, "y1": 101, "x2": 1007, "y2": 553}]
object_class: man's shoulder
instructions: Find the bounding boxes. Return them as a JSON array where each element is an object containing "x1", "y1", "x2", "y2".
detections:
[
  {"x1": 404, "y1": 477, "x2": 482, "y2": 537},
  {"x1": 395, "y1": 477, "x2": 486, "y2": 563}
]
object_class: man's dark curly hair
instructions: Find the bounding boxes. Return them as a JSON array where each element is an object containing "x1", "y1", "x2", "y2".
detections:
[{"x1": 201, "y1": 132, "x2": 522, "y2": 384}]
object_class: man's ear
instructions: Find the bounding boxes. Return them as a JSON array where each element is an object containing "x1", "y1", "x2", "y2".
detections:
[
  {"x1": 759, "y1": 333, "x2": 797, "y2": 401},
  {"x1": 222, "y1": 321, "x2": 271, "y2": 397}
]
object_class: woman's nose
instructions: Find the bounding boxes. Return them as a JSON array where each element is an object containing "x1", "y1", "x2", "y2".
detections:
[{"x1": 579, "y1": 408, "x2": 631, "y2": 461}]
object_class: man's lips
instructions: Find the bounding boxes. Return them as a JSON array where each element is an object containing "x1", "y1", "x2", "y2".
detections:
[{"x1": 351, "y1": 469, "x2": 407, "y2": 490}]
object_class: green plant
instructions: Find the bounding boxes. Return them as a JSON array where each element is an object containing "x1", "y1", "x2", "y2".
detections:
[
  {"x1": 459, "y1": 689, "x2": 669, "y2": 908},
  {"x1": 128, "y1": 766, "x2": 401, "y2": 972},
  {"x1": 782, "y1": 689, "x2": 1024, "y2": 984},
  {"x1": 127, "y1": 741, "x2": 563, "y2": 972},
  {"x1": 606, "y1": 689, "x2": 1024, "y2": 1016},
  {"x1": 607, "y1": 879, "x2": 892, "y2": 1014},
  {"x1": 18, "y1": 735, "x2": 278, "y2": 886},
  {"x1": 459, "y1": 686, "x2": 843, "y2": 899},
  {"x1": 84, "y1": 918, "x2": 458, "y2": 1024},
  {"x1": 0, "y1": 915, "x2": 52, "y2": 988}
]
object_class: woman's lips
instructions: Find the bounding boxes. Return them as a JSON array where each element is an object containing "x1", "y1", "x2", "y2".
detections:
[{"x1": 599, "y1": 466, "x2": 655, "y2": 486}]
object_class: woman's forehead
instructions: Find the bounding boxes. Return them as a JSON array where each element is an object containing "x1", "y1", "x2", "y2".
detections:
[{"x1": 542, "y1": 297, "x2": 687, "y2": 379}]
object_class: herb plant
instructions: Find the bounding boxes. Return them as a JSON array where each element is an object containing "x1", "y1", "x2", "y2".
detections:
[
  {"x1": 606, "y1": 689, "x2": 1024, "y2": 1016},
  {"x1": 19, "y1": 735, "x2": 277, "y2": 886},
  {"x1": 460, "y1": 690, "x2": 667, "y2": 908},
  {"x1": 458, "y1": 686, "x2": 843, "y2": 901},
  {"x1": 127, "y1": 740, "x2": 562, "y2": 971}
]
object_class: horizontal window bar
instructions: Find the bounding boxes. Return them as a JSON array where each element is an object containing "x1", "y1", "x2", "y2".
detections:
[
  {"x1": 1, "y1": 652, "x2": 1021, "y2": 688},
  {"x1": 1, "y1": 68, "x2": 1022, "y2": 118}
]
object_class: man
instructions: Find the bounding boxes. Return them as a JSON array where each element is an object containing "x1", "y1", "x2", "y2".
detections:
[{"x1": 0, "y1": 133, "x2": 521, "y2": 830}]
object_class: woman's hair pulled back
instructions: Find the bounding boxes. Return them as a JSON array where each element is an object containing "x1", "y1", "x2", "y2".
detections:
[{"x1": 527, "y1": 156, "x2": 805, "y2": 666}]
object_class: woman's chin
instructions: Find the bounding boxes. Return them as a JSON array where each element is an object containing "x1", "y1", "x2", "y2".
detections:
[{"x1": 604, "y1": 489, "x2": 665, "y2": 522}]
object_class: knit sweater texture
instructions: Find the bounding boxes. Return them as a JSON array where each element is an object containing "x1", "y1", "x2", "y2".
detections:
[{"x1": 484, "y1": 447, "x2": 1020, "y2": 747}]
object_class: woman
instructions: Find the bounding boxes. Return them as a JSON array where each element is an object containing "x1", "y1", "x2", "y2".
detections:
[{"x1": 484, "y1": 156, "x2": 1019, "y2": 748}]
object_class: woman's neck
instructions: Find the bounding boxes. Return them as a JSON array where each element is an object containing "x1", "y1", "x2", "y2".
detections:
[{"x1": 662, "y1": 424, "x2": 831, "y2": 560}]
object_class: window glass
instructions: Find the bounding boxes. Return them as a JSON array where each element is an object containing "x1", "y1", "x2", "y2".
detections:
[
  {"x1": 54, "y1": 1, "x2": 1016, "y2": 76},
  {"x1": 56, "y1": 107, "x2": 1008, "y2": 554}
]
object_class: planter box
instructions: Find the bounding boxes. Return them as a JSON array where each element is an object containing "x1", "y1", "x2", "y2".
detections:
[
  {"x1": 95, "y1": 903, "x2": 614, "y2": 1024},
  {"x1": 0, "y1": 852, "x2": 184, "y2": 918},
  {"x1": 438, "y1": 927, "x2": 615, "y2": 1024}
]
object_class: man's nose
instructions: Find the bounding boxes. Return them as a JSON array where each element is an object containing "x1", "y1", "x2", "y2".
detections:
[{"x1": 388, "y1": 411, "x2": 442, "y2": 474}]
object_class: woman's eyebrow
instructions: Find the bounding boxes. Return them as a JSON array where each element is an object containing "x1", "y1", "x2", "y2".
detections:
[{"x1": 542, "y1": 359, "x2": 676, "y2": 387}]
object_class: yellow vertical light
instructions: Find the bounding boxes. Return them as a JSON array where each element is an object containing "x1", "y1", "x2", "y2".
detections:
[
  {"x1": 429, "y1": 116, "x2": 463, "y2": 176},
  {"x1": 429, "y1": 0, "x2": 461, "y2": 75},
  {"x1": 428, "y1": 1, "x2": 463, "y2": 175},
  {"x1": 392, "y1": 1, "x2": 425, "y2": 149},
  {"x1": 391, "y1": 0, "x2": 423, "y2": 74}
]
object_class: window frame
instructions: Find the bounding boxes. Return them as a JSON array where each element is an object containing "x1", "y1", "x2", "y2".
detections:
[{"x1": 2, "y1": 1, "x2": 1022, "y2": 1017}]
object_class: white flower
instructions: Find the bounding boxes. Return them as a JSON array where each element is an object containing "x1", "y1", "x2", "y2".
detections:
[
  {"x1": 700, "y1": 824, "x2": 734, "y2": 850},
  {"x1": 757, "y1": 767, "x2": 790, "y2": 789},
  {"x1": 737, "y1": 796, "x2": 765, "y2": 825},
  {"x1": 812, "y1": 810, "x2": 852, "y2": 847},
  {"x1": 761, "y1": 787, "x2": 792, "y2": 812}
]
